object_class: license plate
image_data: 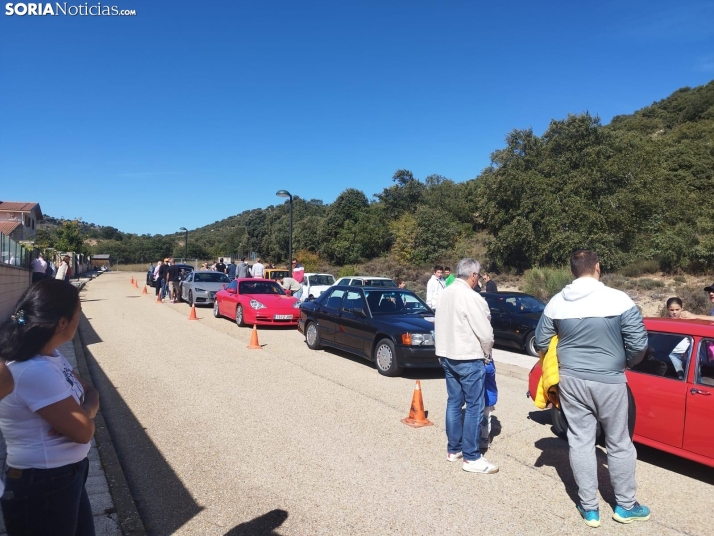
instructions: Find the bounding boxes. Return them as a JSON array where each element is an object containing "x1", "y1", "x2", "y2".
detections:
[{"x1": 274, "y1": 314, "x2": 292, "y2": 320}]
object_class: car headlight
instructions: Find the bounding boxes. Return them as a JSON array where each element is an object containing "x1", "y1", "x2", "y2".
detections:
[
  {"x1": 250, "y1": 299, "x2": 266, "y2": 310},
  {"x1": 401, "y1": 332, "x2": 435, "y2": 346},
  {"x1": 293, "y1": 301, "x2": 301, "y2": 308},
  {"x1": 195, "y1": 287, "x2": 207, "y2": 293}
]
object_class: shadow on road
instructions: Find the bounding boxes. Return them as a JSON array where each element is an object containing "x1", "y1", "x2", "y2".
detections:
[
  {"x1": 224, "y1": 509, "x2": 288, "y2": 535},
  {"x1": 79, "y1": 313, "x2": 204, "y2": 535}
]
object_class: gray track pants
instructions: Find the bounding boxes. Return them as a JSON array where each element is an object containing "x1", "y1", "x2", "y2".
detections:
[{"x1": 559, "y1": 375, "x2": 637, "y2": 511}]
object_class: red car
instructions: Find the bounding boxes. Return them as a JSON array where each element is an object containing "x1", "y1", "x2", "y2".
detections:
[
  {"x1": 528, "y1": 318, "x2": 714, "y2": 468},
  {"x1": 213, "y1": 278, "x2": 301, "y2": 327}
]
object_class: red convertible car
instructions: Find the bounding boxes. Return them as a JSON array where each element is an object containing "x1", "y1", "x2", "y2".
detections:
[
  {"x1": 213, "y1": 278, "x2": 301, "y2": 327},
  {"x1": 528, "y1": 318, "x2": 714, "y2": 468}
]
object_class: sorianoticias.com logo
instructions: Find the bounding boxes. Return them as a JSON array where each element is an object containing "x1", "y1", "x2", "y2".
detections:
[{"x1": 5, "y1": 3, "x2": 137, "y2": 16}]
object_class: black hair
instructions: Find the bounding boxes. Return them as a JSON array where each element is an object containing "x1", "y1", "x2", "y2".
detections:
[
  {"x1": 666, "y1": 297, "x2": 683, "y2": 309},
  {"x1": 570, "y1": 250, "x2": 599, "y2": 278},
  {"x1": 434, "y1": 265, "x2": 444, "y2": 272},
  {"x1": 0, "y1": 279, "x2": 79, "y2": 363}
]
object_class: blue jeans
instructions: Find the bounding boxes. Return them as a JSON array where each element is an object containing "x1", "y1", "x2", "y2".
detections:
[
  {"x1": 440, "y1": 358, "x2": 486, "y2": 461},
  {"x1": 1, "y1": 457, "x2": 94, "y2": 536}
]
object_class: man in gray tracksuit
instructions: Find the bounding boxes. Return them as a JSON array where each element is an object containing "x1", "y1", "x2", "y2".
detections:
[{"x1": 535, "y1": 250, "x2": 650, "y2": 528}]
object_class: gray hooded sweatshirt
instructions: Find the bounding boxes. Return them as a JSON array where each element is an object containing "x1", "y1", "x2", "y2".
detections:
[{"x1": 535, "y1": 277, "x2": 647, "y2": 384}]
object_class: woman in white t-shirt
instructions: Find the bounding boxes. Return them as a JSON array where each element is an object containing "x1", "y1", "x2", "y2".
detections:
[{"x1": 0, "y1": 279, "x2": 99, "y2": 535}]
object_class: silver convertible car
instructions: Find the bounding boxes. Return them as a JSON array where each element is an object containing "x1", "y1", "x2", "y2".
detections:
[{"x1": 179, "y1": 270, "x2": 231, "y2": 306}]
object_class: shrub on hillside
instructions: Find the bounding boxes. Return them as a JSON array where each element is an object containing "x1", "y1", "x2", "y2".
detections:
[
  {"x1": 675, "y1": 285, "x2": 712, "y2": 315},
  {"x1": 620, "y1": 259, "x2": 660, "y2": 277},
  {"x1": 636, "y1": 278, "x2": 665, "y2": 290},
  {"x1": 295, "y1": 250, "x2": 320, "y2": 273},
  {"x1": 522, "y1": 267, "x2": 572, "y2": 302}
]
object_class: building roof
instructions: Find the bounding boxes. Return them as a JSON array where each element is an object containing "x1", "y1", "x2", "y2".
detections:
[
  {"x1": 0, "y1": 202, "x2": 43, "y2": 219},
  {"x1": 0, "y1": 221, "x2": 22, "y2": 236}
]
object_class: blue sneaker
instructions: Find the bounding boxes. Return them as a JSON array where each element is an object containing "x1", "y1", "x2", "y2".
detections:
[
  {"x1": 576, "y1": 504, "x2": 601, "y2": 528},
  {"x1": 612, "y1": 502, "x2": 651, "y2": 524}
]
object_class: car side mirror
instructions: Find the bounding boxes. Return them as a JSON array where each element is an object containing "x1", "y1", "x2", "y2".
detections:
[
  {"x1": 227, "y1": 288, "x2": 236, "y2": 294},
  {"x1": 351, "y1": 307, "x2": 366, "y2": 317}
]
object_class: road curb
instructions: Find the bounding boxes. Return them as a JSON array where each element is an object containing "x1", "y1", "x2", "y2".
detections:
[{"x1": 73, "y1": 331, "x2": 147, "y2": 536}]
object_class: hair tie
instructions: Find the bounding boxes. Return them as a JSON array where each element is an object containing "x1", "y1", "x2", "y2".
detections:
[{"x1": 10, "y1": 309, "x2": 26, "y2": 325}]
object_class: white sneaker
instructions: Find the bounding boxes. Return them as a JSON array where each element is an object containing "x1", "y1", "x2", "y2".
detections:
[
  {"x1": 446, "y1": 451, "x2": 463, "y2": 462},
  {"x1": 462, "y1": 457, "x2": 499, "y2": 474}
]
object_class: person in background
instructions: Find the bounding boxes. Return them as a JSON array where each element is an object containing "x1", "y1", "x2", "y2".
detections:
[
  {"x1": 679, "y1": 283, "x2": 714, "y2": 319},
  {"x1": 444, "y1": 267, "x2": 456, "y2": 287},
  {"x1": 426, "y1": 265, "x2": 445, "y2": 310},
  {"x1": 252, "y1": 258, "x2": 265, "y2": 279},
  {"x1": 292, "y1": 258, "x2": 305, "y2": 283},
  {"x1": 166, "y1": 258, "x2": 181, "y2": 303},
  {"x1": 31, "y1": 254, "x2": 48, "y2": 283},
  {"x1": 665, "y1": 297, "x2": 690, "y2": 379},
  {"x1": 482, "y1": 272, "x2": 498, "y2": 292},
  {"x1": 201, "y1": 262, "x2": 208, "y2": 270},
  {"x1": 158, "y1": 258, "x2": 170, "y2": 300},
  {"x1": 0, "y1": 279, "x2": 99, "y2": 535},
  {"x1": 278, "y1": 276, "x2": 302, "y2": 298},
  {"x1": 226, "y1": 260, "x2": 237, "y2": 280},
  {"x1": 435, "y1": 258, "x2": 498, "y2": 475},
  {"x1": 236, "y1": 258, "x2": 251, "y2": 278},
  {"x1": 215, "y1": 258, "x2": 227, "y2": 274},
  {"x1": 55, "y1": 255, "x2": 71, "y2": 282},
  {"x1": 397, "y1": 280, "x2": 406, "y2": 289},
  {"x1": 153, "y1": 260, "x2": 163, "y2": 296},
  {"x1": 535, "y1": 250, "x2": 649, "y2": 528}
]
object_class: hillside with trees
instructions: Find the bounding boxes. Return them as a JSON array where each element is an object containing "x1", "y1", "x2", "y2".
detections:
[{"x1": 37, "y1": 80, "x2": 714, "y2": 273}]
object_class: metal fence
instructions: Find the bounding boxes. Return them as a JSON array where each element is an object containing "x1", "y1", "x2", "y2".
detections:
[{"x1": 1, "y1": 233, "x2": 31, "y2": 269}]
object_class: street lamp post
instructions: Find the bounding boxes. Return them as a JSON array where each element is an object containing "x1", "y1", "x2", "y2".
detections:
[
  {"x1": 275, "y1": 190, "x2": 293, "y2": 277},
  {"x1": 180, "y1": 227, "x2": 188, "y2": 263}
]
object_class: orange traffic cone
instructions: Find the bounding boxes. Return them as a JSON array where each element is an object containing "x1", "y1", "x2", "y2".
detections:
[
  {"x1": 247, "y1": 325, "x2": 262, "y2": 349},
  {"x1": 142, "y1": 285, "x2": 148, "y2": 295},
  {"x1": 130, "y1": 277, "x2": 135, "y2": 285},
  {"x1": 401, "y1": 380, "x2": 434, "y2": 428},
  {"x1": 134, "y1": 280, "x2": 139, "y2": 289},
  {"x1": 188, "y1": 305, "x2": 198, "y2": 320},
  {"x1": 156, "y1": 293, "x2": 162, "y2": 304}
]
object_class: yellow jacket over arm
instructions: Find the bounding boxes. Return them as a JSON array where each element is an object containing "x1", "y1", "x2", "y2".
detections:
[{"x1": 534, "y1": 335, "x2": 560, "y2": 410}]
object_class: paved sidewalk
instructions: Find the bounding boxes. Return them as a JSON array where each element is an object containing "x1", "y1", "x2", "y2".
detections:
[{"x1": 0, "y1": 338, "x2": 122, "y2": 535}]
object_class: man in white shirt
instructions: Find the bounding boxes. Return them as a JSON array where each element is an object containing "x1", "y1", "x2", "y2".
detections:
[
  {"x1": 252, "y1": 258, "x2": 265, "y2": 278},
  {"x1": 435, "y1": 258, "x2": 497, "y2": 475},
  {"x1": 31, "y1": 254, "x2": 48, "y2": 283},
  {"x1": 426, "y1": 265, "x2": 445, "y2": 310}
]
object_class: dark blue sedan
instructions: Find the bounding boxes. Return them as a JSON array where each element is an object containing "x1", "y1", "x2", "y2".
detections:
[
  {"x1": 298, "y1": 285, "x2": 439, "y2": 376},
  {"x1": 481, "y1": 292, "x2": 545, "y2": 357}
]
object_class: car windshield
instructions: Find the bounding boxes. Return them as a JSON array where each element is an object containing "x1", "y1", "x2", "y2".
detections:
[
  {"x1": 194, "y1": 273, "x2": 230, "y2": 283},
  {"x1": 308, "y1": 275, "x2": 335, "y2": 286},
  {"x1": 364, "y1": 290, "x2": 431, "y2": 315},
  {"x1": 267, "y1": 270, "x2": 289, "y2": 280},
  {"x1": 239, "y1": 281, "x2": 285, "y2": 295},
  {"x1": 500, "y1": 295, "x2": 545, "y2": 314}
]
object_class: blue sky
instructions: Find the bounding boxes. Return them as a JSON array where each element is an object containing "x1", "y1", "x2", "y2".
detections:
[{"x1": 1, "y1": 0, "x2": 712, "y2": 235}]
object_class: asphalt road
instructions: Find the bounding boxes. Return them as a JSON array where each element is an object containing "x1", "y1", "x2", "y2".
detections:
[{"x1": 79, "y1": 272, "x2": 713, "y2": 536}]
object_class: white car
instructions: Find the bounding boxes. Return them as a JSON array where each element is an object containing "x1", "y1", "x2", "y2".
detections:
[
  {"x1": 300, "y1": 273, "x2": 336, "y2": 302},
  {"x1": 332, "y1": 276, "x2": 397, "y2": 288}
]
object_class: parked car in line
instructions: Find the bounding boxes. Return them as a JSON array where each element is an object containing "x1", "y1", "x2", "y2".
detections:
[
  {"x1": 481, "y1": 292, "x2": 545, "y2": 357},
  {"x1": 527, "y1": 317, "x2": 714, "y2": 467},
  {"x1": 179, "y1": 270, "x2": 231, "y2": 307},
  {"x1": 300, "y1": 273, "x2": 336, "y2": 302},
  {"x1": 298, "y1": 285, "x2": 439, "y2": 377},
  {"x1": 264, "y1": 268, "x2": 290, "y2": 281},
  {"x1": 213, "y1": 278, "x2": 301, "y2": 327},
  {"x1": 333, "y1": 276, "x2": 397, "y2": 288},
  {"x1": 146, "y1": 263, "x2": 194, "y2": 287}
]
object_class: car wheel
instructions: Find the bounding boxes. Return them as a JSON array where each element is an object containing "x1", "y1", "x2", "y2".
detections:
[
  {"x1": 305, "y1": 321, "x2": 321, "y2": 350},
  {"x1": 236, "y1": 305, "x2": 245, "y2": 327},
  {"x1": 188, "y1": 290, "x2": 194, "y2": 306},
  {"x1": 374, "y1": 339, "x2": 402, "y2": 377},
  {"x1": 525, "y1": 332, "x2": 539, "y2": 357},
  {"x1": 213, "y1": 299, "x2": 221, "y2": 318},
  {"x1": 551, "y1": 406, "x2": 568, "y2": 439}
]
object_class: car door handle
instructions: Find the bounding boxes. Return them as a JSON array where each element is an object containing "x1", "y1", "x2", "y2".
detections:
[{"x1": 691, "y1": 388, "x2": 711, "y2": 396}]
